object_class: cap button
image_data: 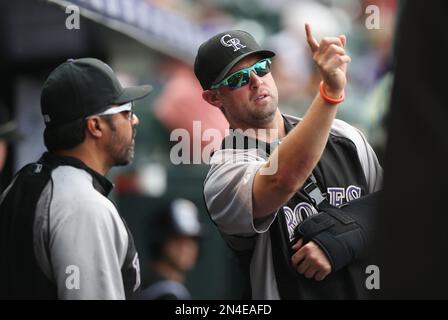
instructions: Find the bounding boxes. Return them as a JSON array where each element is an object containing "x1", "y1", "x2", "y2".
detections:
[{"x1": 67, "y1": 58, "x2": 75, "y2": 63}]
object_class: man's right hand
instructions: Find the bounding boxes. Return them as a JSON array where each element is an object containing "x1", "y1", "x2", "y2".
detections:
[
  {"x1": 305, "y1": 23, "x2": 351, "y2": 98},
  {"x1": 252, "y1": 25, "x2": 350, "y2": 220},
  {"x1": 291, "y1": 238, "x2": 332, "y2": 281}
]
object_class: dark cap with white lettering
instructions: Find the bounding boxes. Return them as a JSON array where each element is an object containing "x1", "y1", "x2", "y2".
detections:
[{"x1": 194, "y1": 30, "x2": 275, "y2": 90}]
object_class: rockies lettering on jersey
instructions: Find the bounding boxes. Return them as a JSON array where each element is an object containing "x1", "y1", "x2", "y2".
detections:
[{"x1": 283, "y1": 185, "x2": 362, "y2": 241}]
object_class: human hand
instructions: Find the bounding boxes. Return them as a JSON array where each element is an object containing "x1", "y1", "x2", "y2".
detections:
[
  {"x1": 291, "y1": 238, "x2": 332, "y2": 281},
  {"x1": 305, "y1": 23, "x2": 351, "y2": 98}
]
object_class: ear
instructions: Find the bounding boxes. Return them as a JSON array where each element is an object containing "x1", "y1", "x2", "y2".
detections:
[
  {"x1": 202, "y1": 90, "x2": 223, "y2": 110},
  {"x1": 85, "y1": 117, "x2": 103, "y2": 138}
]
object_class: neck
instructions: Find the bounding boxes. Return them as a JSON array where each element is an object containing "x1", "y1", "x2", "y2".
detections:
[
  {"x1": 53, "y1": 145, "x2": 110, "y2": 176},
  {"x1": 230, "y1": 110, "x2": 286, "y2": 142},
  {"x1": 153, "y1": 260, "x2": 185, "y2": 283}
]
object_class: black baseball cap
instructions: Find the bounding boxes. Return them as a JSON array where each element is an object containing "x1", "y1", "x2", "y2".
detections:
[
  {"x1": 194, "y1": 30, "x2": 275, "y2": 90},
  {"x1": 152, "y1": 199, "x2": 202, "y2": 240},
  {"x1": 41, "y1": 58, "x2": 153, "y2": 128}
]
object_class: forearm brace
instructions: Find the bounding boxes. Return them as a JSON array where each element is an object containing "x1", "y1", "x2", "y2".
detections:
[{"x1": 294, "y1": 206, "x2": 366, "y2": 272}]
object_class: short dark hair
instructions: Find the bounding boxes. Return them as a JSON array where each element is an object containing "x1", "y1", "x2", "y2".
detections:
[
  {"x1": 43, "y1": 115, "x2": 118, "y2": 152},
  {"x1": 101, "y1": 114, "x2": 116, "y2": 131},
  {"x1": 43, "y1": 118, "x2": 87, "y2": 152}
]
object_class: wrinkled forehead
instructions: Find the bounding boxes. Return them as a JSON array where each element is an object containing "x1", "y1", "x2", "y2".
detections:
[{"x1": 227, "y1": 53, "x2": 265, "y2": 75}]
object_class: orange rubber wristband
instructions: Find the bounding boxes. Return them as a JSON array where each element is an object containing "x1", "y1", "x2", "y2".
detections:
[{"x1": 319, "y1": 81, "x2": 345, "y2": 105}]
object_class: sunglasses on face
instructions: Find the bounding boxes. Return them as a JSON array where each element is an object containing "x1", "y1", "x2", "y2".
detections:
[
  {"x1": 88, "y1": 101, "x2": 135, "y2": 120},
  {"x1": 211, "y1": 58, "x2": 272, "y2": 90}
]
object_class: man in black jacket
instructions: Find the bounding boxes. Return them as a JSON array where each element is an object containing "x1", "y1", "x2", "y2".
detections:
[{"x1": 0, "y1": 58, "x2": 152, "y2": 299}]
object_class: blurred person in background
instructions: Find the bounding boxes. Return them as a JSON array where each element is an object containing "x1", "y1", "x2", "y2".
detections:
[
  {"x1": 0, "y1": 102, "x2": 22, "y2": 191},
  {"x1": 154, "y1": 57, "x2": 228, "y2": 164},
  {"x1": 0, "y1": 58, "x2": 152, "y2": 299},
  {"x1": 372, "y1": 0, "x2": 448, "y2": 299},
  {"x1": 137, "y1": 198, "x2": 202, "y2": 300}
]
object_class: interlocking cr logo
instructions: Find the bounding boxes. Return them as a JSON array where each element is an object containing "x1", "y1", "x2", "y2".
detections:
[{"x1": 220, "y1": 34, "x2": 246, "y2": 52}]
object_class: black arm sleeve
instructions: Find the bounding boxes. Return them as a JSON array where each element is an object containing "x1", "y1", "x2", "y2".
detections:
[{"x1": 295, "y1": 191, "x2": 382, "y2": 272}]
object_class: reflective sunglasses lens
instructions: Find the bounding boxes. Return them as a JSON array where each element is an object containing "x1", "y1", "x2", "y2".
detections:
[
  {"x1": 215, "y1": 59, "x2": 271, "y2": 90},
  {"x1": 228, "y1": 71, "x2": 250, "y2": 89},
  {"x1": 254, "y1": 60, "x2": 270, "y2": 77}
]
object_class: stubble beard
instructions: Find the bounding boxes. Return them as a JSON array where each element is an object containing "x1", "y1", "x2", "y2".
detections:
[
  {"x1": 110, "y1": 143, "x2": 134, "y2": 167},
  {"x1": 110, "y1": 129, "x2": 136, "y2": 167},
  {"x1": 248, "y1": 99, "x2": 277, "y2": 125}
]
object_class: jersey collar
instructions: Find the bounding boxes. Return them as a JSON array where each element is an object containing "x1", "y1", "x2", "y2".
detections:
[{"x1": 40, "y1": 152, "x2": 113, "y2": 196}]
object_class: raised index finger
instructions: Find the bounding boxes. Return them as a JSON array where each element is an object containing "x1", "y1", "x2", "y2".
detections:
[{"x1": 305, "y1": 23, "x2": 319, "y2": 53}]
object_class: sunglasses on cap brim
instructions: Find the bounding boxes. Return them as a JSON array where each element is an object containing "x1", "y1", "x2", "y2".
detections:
[
  {"x1": 95, "y1": 101, "x2": 133, "y2": 116},
  {"x1": 86, "y1": 101, "x2": 134, "y2": 119},
  {"x1": 211, "y1": 58, "x2": 272, "y2": 90}
]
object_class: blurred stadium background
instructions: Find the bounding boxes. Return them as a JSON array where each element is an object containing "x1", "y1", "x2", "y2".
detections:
[{"x1": 0, "y1": 0, "x2": 396, "y2": 299}]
